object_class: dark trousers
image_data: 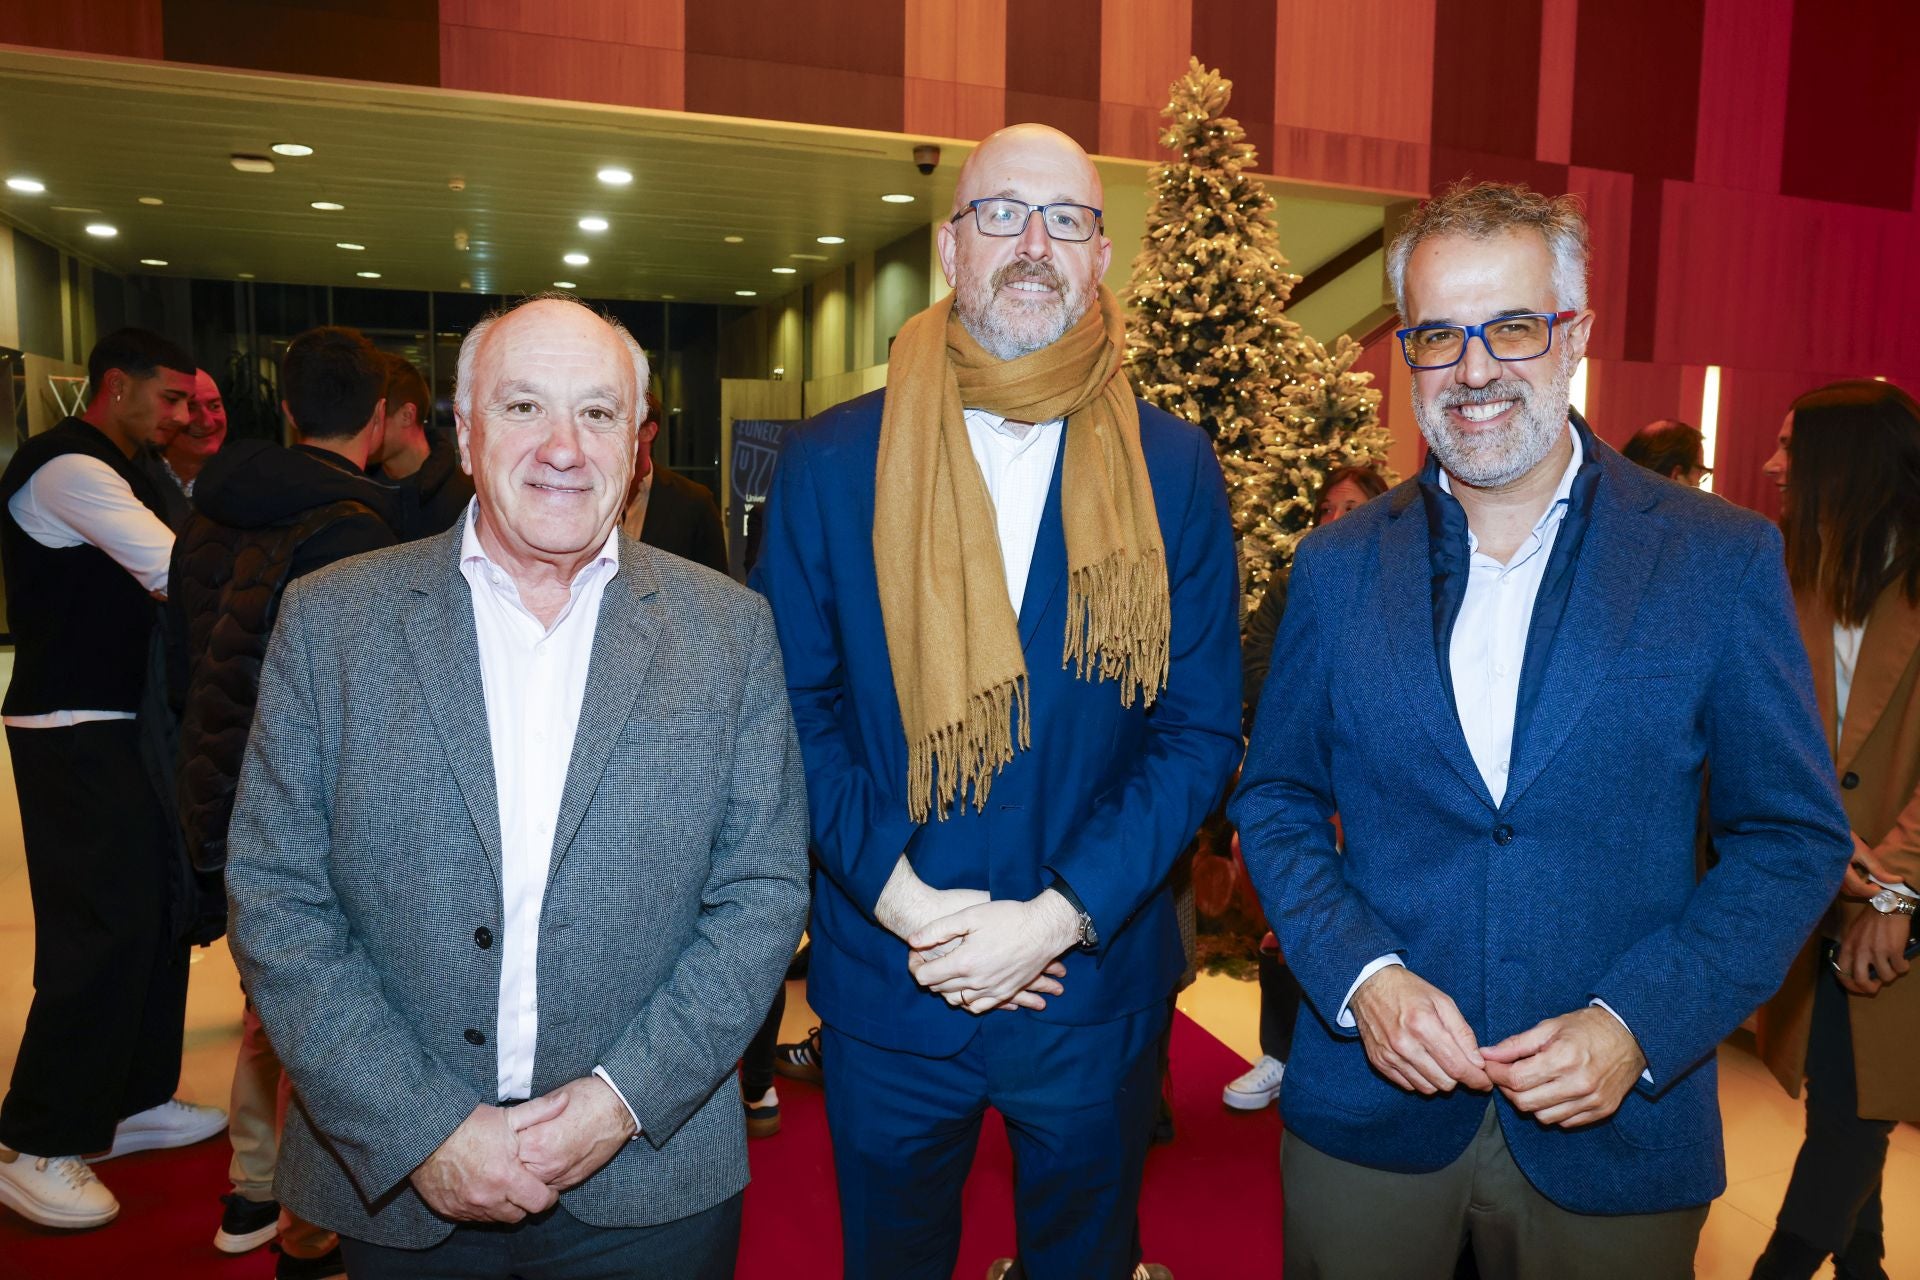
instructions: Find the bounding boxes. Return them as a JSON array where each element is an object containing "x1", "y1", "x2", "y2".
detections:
[
  {"x1": 1257, "y1": 950, "x2": 1303, "y2": 1062},
  {"x1": 822, "y1": 1002, "x2": 1165, "y2": 1280},
  {"x1": 339, "y1": 1197, "x2": 742, "y2": 1280},
  {"x1": 1775, "y1": 966, "x2": 1894, "y2": 1256},
  {"x1": 0, "y1": 722, "x2": 188, "y2": 1155},
  {"x1": 740, "y1": 982, "x2": 787, "y2": 1099},
  {"x1": 1282, "y1": 1103, "x2": 1706, "y2": 1279}
]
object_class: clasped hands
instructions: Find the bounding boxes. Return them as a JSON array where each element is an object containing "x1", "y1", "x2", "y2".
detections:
[
  {"x1": 409, "y1": 1074, "x2": 637, "y2": 1224},
  {"x1": 1349, "y1": 965, "x2": 1646, "y2": 1129},
  {"x1": 1835, "y1": 833, "x2": 1913, "y2": 997},
  {"x1": 876, "y1": 858, "x2": 1077, "y2": 1016}
]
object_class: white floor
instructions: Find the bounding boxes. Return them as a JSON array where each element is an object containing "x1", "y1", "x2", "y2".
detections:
[{"x1": 0, "y1": 651, "x2": 1910, "y2": 1277}]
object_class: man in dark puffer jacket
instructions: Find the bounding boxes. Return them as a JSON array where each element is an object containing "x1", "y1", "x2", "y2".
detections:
[{"x1": 167, "y1": 326, "x2": 403, "y2": 1280}]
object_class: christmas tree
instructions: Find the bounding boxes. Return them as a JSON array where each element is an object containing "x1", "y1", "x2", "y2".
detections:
[{"x1": 1126, "y1": 58, "x2": 1391, "y2": 616}]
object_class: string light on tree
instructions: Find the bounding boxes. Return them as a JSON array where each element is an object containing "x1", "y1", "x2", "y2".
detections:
[{"x1": 1124, "y1": 58, "x2": 1391, "y2": 619}]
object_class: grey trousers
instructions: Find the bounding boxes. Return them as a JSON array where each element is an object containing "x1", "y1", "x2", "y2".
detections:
[
  {"x1": 338, "y1": 1196, "x2": 742, "y2": 1280},
  {"x1": 1281, "y1": 1104, "x2": 1707, "y2": 1280}
]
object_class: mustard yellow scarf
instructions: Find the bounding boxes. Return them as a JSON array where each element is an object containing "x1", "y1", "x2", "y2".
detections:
[{"x1": 874, "y1": 285, "x2": 1170, "y2": 822}]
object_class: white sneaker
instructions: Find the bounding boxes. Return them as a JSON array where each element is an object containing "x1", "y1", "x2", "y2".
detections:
[
  {"x1": 88, "y1": 1097, "x2": 228, "y2": 1162},
  {"x1": 1222, "y1": 1055, "x2": 1285, "y2": 1110},
  {"x1": 0, "y1": 1146, "x2": 120, "y2": 1228}
]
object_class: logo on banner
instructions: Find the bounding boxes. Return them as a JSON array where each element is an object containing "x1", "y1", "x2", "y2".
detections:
[{"x1": 730, "y1": 419, "x2": 795, "y2": 506}]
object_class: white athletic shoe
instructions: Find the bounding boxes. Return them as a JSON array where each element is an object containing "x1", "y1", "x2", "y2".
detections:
[
  {"x1": 89, "y1": 1097, "x2": 229, "y2": 1162},
  {"x1": 0, "y1": 1146, "x2": 120, "y2": 1228},
  {"x1": 1222, "y1": 1055, "x2": 1286, "y2": 1110}
]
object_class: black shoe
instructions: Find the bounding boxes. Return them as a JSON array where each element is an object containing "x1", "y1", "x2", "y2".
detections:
[
  {"x1": 276, "y1": 1243, "x2": 346, "y2": 1280},
  {"x1": 773, "y1": 1027, "x2": 823, "y2": 1084},
  {"x1": 213, "y1": 1192, "x2": 279, "y2": 1254},
  {"x1": 1750, "y1": 1229, "x2": 1824, "y2": 1280},
  {"x1": 744, "y1": 1085, "x2": 781, "y2": 1138}
]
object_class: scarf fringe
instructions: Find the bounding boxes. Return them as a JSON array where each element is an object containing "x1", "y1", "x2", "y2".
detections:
[
  {"x1": 1063, "y1": 549, "x2": 1173, "y2": 707},
  {"x1": 907, "y1": 674, "x2": 1032, "y2": 823}
]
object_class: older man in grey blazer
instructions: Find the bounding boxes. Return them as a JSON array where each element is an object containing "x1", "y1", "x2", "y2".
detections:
[{"x1": 226, "y1": 294, "x2": 809, "y2": 1279}]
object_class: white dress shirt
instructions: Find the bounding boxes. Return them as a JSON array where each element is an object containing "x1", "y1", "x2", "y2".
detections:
[
  {"x1": 457, "y1": 504, "x2": 626, "y2": 1106},
  {"x1": 3, "y1": 451, "x2": 177, "y2": 728},
  {"x1": 963, "y1": 409, "x2": 1064, "y2": 616},
  {"x1": 1337, "y1": 430, "x2": 1641, "y2": 1076}
]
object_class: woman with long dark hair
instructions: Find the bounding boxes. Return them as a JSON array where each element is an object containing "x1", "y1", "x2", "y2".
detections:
[{"x1": 1751, "y1": 380, "x2": 1920, "y2": 1280}]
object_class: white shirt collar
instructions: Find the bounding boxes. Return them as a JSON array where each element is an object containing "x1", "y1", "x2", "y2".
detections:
[{"x1": 458, "y1": 499, "x2": 620, "y2": 626}]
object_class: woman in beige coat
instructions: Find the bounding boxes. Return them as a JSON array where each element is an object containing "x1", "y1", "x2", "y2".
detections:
[{"x1": 1752, "y1": 380, "x2": 1920, "y2": 1280}]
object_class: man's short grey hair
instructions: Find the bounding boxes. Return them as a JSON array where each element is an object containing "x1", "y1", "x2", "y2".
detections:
[
  {"x1": 1386, "y1": 181, "x2": 1590, "y2": 320},
  {"x1": 454, "y1": 291, "x2": 651, "y2": 421}
]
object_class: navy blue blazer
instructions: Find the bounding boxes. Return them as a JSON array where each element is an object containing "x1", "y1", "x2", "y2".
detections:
[
  {"x1": 1230, "y1": 432, "x2": 1852, "y2": 1215},
  {"x1": 752, "y1": 390, "x2": 1243, "y2": 1056}
]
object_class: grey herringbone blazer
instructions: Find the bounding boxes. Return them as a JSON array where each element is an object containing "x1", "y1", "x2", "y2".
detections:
[{"x1": 226, "y1": 525, "x2": 810, "y2": 1248}]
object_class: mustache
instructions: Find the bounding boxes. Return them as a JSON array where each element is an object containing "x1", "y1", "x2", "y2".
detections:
[
  {"x1": 992, "y1": 261, "x2": 1066, "y2": 293},
  {"x1": 1435, "y1": 380, "x2": 1532, "y2": 408}
]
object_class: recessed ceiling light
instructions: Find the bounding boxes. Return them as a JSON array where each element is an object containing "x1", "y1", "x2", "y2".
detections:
[
  {"x1": 788, "y1": 252, "x2": 829, "y2": 262},
  {"x1": 230, "y1": 154, "x2": 275, "y2": 174},
  {"x1": 6, "y1": 177, "x2": 45, "y2": 194},
  {"x1": 553, "y1": 281, "x2": 577, "y2": 289},
  {"x1": 577, "y1": 217, "x2": 608, "y2": 232},
  {"x1": 356, "y1": 271, "x2": 381, "y2": 279},
  {"x1": 50, "y1": 206, "x2": 100, "y2": 214},
  {"x1": 736, "y1": 289, "x2": 758, "y2": 297},
  {"x1": 881, "y1": 193, "x2": 915, "y2": 204},
  {"x1": 661, "y1": 294, "x2": 676, "y2": 300},
  {"x1": 271, "y1": 143, "x2": 314, "y2": 157},
  {"x1": 84, "y1": 223, "x2": 117, "y2": 238},
  {"x1": 723, "y1": 235, "x2": 744, "y2": 244},
  {"x1": 137, "y1": 195, "x2": 164, "y2": 206},
  {"x1": 139, "y1": 258, "x2": 168, "y2": 267},
  {"x1": 816, "y1": 235, "x2": 845, "y2": 245},
  {"x1": 771, "y1": 267, "x2": 797, "y2": 274},
  {"x1": 563, "y1": 252, "x2": 589, "y2": 266},
  {"x1": 597, "y1": 168, "x2": 633, "y2": 186},
  {"x1": 237, "y1": 272, "x2": 255, "y2": 279},
  {"x1": 336, "y1": 242, "x2": 365, "y2": 251},
  {"x1": 311, "y1": 201, "x2": 344, "y2": 211},
  {"x1": 459, "y1": 279, "x2": 473, "y2": 290}
]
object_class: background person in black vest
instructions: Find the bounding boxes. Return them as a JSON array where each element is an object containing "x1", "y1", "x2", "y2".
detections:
[
  {"x1": 171, "y1": 324, "x2": 402, "y2": 1279},
  {"x1": 620, "y1": 390, "x2": 728, "y2": 575},
  {"x1": 374, "y1": 351, "x2": 473, "y2": 539},
  {"x1": 0, "y1": 328, "x2": 228, "y2": 1231}
]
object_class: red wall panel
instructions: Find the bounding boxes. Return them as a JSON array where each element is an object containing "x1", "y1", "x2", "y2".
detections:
[
  {"x1": 1004, "y1": 0, "x2": 1102, "y2": 151},
  {"x1": 1780, "y1": 0, "x2": 1920, "y2": 212},
  {"x1": 685, "y1": 0, "x2": 905, "y2": 131},
  {"x1": 0, "y1": 0, "x2": 163, "y2": 58},
  {"x1": 1568, "y1": 0, "x2": 1703, "y2": 181},
  {"x1": 1429, "y1": 0, "x2": 1541, "y2": 162},
  {"x1": 1692, "y1": 0, "x2": 1792, "y2": 194},
  {"x1": 1190, "y1": 0, "x2": 1277, "y2": 172}
]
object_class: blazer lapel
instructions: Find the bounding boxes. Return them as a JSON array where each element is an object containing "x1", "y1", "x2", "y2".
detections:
[
  {"x1": 1378, "y1": 491, "x2": 1496, "y2": 809},
  {"x1": 1499, "y1": 465, "x2": 1663, "y2": 811},
  {"x1": 547, "y1": 541, "x2": 663, "y2": 887},
  {"x1": 1837, "y1": 582, "x2": 1920, "y2": 770},
  {"x1": 1017, "y1": 434, "x2": 1068, "y2": 655},
  {"x1": 403, "y1": 539, "x2": 504, "y2": 888},
  {"x1": 1799, "y1": 592, "x2": 1840, "y2": 760}
]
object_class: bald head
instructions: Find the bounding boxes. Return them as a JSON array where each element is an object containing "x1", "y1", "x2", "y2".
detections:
[
  {"x1": 939, "y1": 123, "x2": 1111, "y2": 363},
  {"x1": 952, "y1": 124, "x2": 1104, "y2": 218}
]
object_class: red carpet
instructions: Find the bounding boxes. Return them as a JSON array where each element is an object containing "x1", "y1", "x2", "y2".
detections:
[{"x1": 1, "y1": 1013, "x2": 1281, "y2": 1278}]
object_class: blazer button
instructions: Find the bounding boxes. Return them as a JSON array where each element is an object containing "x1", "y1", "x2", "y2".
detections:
[
  {"x1": 474, "y1": 926, "x2": 494, "y2": 949},
  {"x1": 1493, "y1": 824, "x2": 1515, "y2": 846},
  {"x1": 464, "y1": 1028, "x2": 486, "y2": 1046},
  {"x1": 1841, "y1": 771, "x2": 1860, "y2": 790}
]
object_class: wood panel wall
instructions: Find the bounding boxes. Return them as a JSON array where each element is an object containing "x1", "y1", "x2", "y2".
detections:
[{"x1": 12, "y1": 0, "x2": 1919, "y2": 512}]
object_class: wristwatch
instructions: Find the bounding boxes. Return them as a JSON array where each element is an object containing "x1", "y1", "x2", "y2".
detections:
[
  {"x1": 1867, "y1": 887, "x2": 1918, "y2": 917},
  {"x1": 1049, "y1": 878, "x2": 1099, "y2": 951}
]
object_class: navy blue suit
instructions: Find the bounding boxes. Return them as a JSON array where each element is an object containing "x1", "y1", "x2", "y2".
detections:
[
  {"x1": 752, "y1": 390, "x2": 1241, "y2": 1276},
  {"x1": 1230, "y1": 426, "x2": 1852, "y2": 1217}
]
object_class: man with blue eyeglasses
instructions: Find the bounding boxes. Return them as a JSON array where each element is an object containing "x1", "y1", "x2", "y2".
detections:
[
  {"x1": 1232, "y1": 181, "x2": 1852, "y2": 1278},
  {"x1": 752, "y1": 124, "x2": 1240, "y2": 1280}
]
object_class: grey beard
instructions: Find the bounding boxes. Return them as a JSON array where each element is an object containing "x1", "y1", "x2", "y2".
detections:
[
  {"x1": 1413, "y1": 353, "x2": 1573, "y2": 489},
  {"x1": 953, "y1": 266, "x2": 1085, "y2": 361}
]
